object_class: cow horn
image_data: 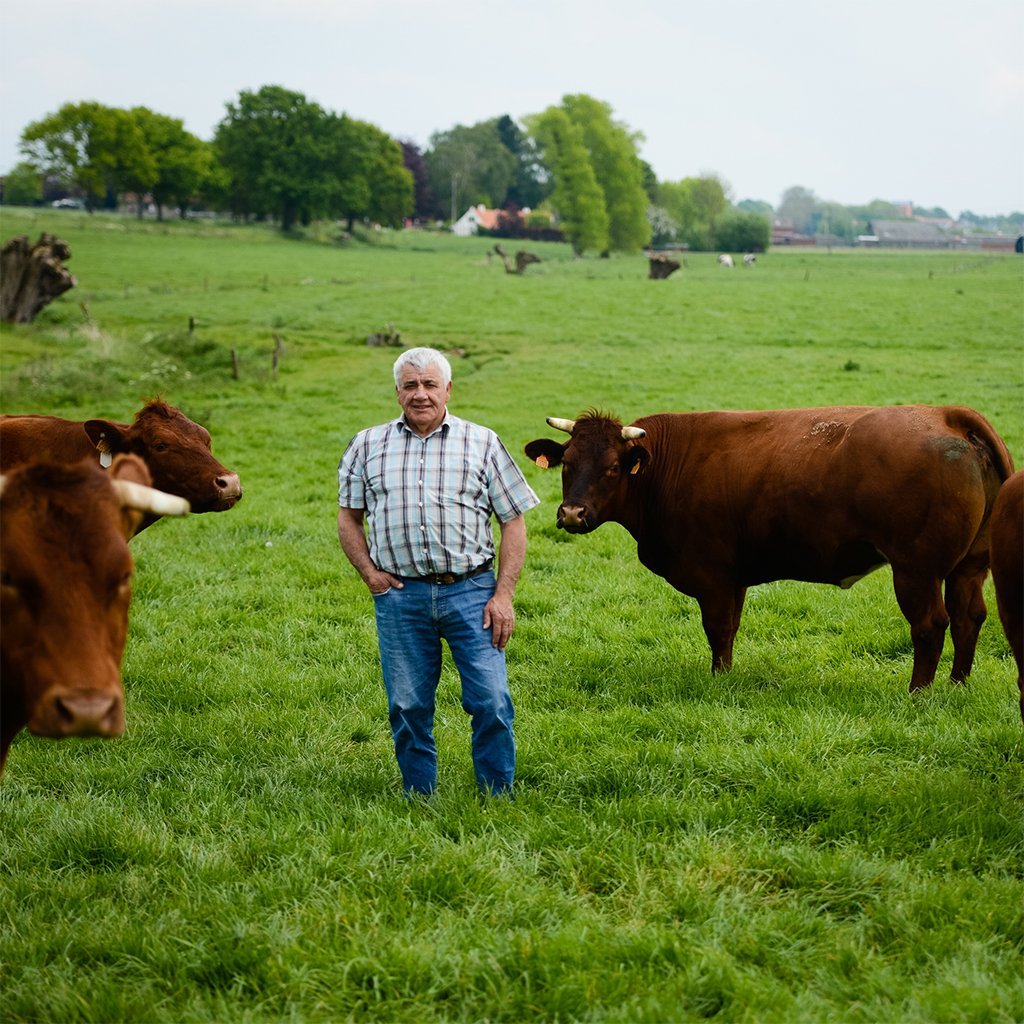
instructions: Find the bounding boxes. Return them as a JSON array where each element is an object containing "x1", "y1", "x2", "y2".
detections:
[
  {"x1": 546, "y1": 417, "x2": 576, "y2": 434},
  {"x1": 111, "y1": 480, "x2": 190, "y2": 517},
  {"x1": 0, "y1": 475, "x2": 6, "y2": 500},
  {"x1": 622, "y1": 426, "x2": 646, "y2": 440}
]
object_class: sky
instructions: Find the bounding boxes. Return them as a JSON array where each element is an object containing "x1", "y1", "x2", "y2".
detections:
[{"x1": 2, "y1": 0, "x2": 1021, "y2": 217}]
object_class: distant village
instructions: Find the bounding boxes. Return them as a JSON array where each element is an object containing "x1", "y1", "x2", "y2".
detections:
[{"x1": 453, "y1": 201, "x2": 1023, "y2": 252}]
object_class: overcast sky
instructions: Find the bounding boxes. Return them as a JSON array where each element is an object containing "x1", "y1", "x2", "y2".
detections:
[{"x1": 2, "y1": 0, "x2": 1021, "y2": 217}]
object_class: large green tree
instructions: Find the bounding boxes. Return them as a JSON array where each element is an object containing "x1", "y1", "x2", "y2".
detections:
[
  {"x1": 328, "y1": 114, "x2": 412, "y2": 229},
  {"x1": 2, "y1": 162, "x2": 43, "y2": 206},
  {"x1": 426, "y1": 120, "x2": 516, "y2": 222},
  {"x1": 495, "y1": 114, "x2": 550, "y2": 210},
  {"x1": 214, "y1": 85, "x2": 334, "y2": 230},
  {"x1": 130, "y1": 108, "x2": 212, "y2": 219},
  {"x1": 20, "y1": 101, "x2": 155, "y2": 210},
  {"x1": 776, "y1": 186, "x2": 818, "y2": 234},
  {"x1": 657, "y1": 176, "x2": 730, "y2": 251},
  {"x1": 528, "y1": 107, "x2": 609, "y2": 255},
  {"x1": 560, "y1": 94, "x2": 650, "y2": 253},
  {"x1": 715, "y1": 210, "x2": 771, "y2": 252}
]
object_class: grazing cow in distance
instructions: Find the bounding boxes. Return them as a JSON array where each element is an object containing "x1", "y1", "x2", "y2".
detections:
[
  {"x1": 743, "y1": 254, "x2": 757, "y2": 267},
  {"x1": 0, "y1": 400, "x2": 241, "y2": 531},
  {"x1": 717, "y1": 254, "x2": 734, "y2": 268},
  {"x1": 526, "y1": 405, "x2": 1013, "y2": 692},
  {"x1": 989, "y1": 470, "x2": 1023, "y2": 720},
  {"x1": 0, "y1": 455, "x2": 189, "y2": 774}
]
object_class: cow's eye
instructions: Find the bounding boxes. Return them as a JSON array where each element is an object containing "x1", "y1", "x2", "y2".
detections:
[{"x1": 153, "y1": 442, "x2": 169, "y2": 452}]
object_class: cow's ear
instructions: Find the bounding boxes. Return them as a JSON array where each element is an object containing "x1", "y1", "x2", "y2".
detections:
[
  {"x1": 623, "y1": 446, "x2": 649, "y2": 476},
  {"x1": 524, "y1": 438, "x2": 565, "y2": 469},
  {"x1": 85, "y1": 419, "x2": 130, "y2": 466}
]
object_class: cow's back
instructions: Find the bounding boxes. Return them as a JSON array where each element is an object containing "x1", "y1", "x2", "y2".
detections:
[
  {"x1": 633, "y1": 404, "x2": 1010, "y2": 587},
  {"x1": 0, "y1": 414, "x2": 98, "y2": 470}
]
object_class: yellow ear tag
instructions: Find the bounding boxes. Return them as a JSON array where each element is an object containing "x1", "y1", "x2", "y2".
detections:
[
  {"x1": 535, "y1": 454, "x2": 550, "y2": 469},
  {"x1": 629, "y1": 461, "x2": 641, "y2": 475}
]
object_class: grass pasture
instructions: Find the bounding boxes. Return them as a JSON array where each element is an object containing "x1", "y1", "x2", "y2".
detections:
[{"x1": 1, "y1": 208, "x2": 1023, "y2": 1023}]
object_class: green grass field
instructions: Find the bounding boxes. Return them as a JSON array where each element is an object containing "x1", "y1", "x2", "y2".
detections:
[{"x1": 1, "y1": 208, "x2": 1022, "y2": 1022}]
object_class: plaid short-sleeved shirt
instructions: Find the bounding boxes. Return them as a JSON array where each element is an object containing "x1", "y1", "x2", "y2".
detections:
[{"x1": 338, "y1": 413, "x2": 539, "y2": 578}]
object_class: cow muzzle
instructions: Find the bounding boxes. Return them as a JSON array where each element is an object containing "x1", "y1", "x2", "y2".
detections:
[
  {"x1": 557, "y1": 504, "x2": 592, "y2": 533},
  {"x1": 213, "y1": 472, "x2": 242, "y2": 510},
  {"x1": 30, "y1": 687, "x2": 125, "y2": 740}
]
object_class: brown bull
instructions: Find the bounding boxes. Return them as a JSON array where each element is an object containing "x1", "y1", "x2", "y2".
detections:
[
  {"x1": 0, "y1": 400, "x2": 241, "y2": 530},
  {"x1": 989, "y1": 470, "x2": 1023, "y2": 720},
  {"x1": 526, "y1": 406, "x2": 1014, "y2": 692},
  {"x1": 0, "y1": 455, "x2": 189, "y2": 774}
]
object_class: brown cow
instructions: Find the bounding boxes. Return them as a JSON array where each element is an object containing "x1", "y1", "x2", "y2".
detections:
[
  {"x1": 526, "y1": 406, "x2": 1014, "y2": 692},
  {"x1": 0, "y1": 455, "x2": 189, "y2": 774},
  {"x1": 989, "y1": 470, "x2": 1023, "y2": 720},
  {"x1": 0, "y1": 400, "x2": 241, "y2": 530}
]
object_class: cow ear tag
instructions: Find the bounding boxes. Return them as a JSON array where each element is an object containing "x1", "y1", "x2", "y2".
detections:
[
  {"x1": 535, "y1": 454, "x2": 549, "y2": 469},
  {"x1": 97, "y1": 434, "x2": 113, "y2": 469},
  {"x1": 629, "y1": 461, "x2": 641, "y2": 475}
]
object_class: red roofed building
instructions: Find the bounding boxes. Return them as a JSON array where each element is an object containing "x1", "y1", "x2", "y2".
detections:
[{"x1": 451, "y1": 204, "x2": 502, "y2": 236}]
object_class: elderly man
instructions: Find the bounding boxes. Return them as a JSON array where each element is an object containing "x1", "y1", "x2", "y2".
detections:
[{"x1": 337, "y1": 347, "x2": 539, "y2": 796}]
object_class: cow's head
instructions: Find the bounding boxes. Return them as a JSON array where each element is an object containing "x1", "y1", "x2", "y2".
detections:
[
  {"x1": 525, "y1": 413, "x2": 648, "y2": 533},
  {"x1": 85, "y1": 400, "x2": 242, "y2": 514},
  {"x1": 0, "y1": 455, "x2": 189, "y2": 774}
]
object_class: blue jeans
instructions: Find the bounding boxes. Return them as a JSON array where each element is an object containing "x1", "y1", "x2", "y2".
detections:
[{"x1": 372, "y1": 572, "x2": 515, "y2": 795}]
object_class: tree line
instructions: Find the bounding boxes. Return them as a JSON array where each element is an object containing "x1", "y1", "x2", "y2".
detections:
[
  {"x1": 4, "y1": 86, "x2": 774, "y2": 255},
  {"x1": 7, "y1": 86, "x2": 1015, "y2": 252}
]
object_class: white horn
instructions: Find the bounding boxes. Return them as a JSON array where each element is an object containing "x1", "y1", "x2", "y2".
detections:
[
  {"x1": 112, "y1": 480, "x2": 190, "y2": 517},
  {"x1": 0, "y1": 476, "x2": 6, "y2": 500},
  {"x1": 622, "y1": 426, "x2": 646, "y2": 440},
  {"x1": 546, "y1": 417, "x2": 576, "y2": 434}
]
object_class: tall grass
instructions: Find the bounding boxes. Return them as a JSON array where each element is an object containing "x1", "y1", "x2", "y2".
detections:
[{"x1": 1, "y1": 208, "x2": 1022, "y2": 1022}]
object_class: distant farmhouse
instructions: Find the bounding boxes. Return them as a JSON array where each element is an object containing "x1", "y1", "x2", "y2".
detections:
[{"x1": 452, "y1": 205, "x2": 503, "y2": 237}]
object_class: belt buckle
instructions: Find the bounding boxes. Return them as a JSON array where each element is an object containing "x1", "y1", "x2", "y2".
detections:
[{"x1": 438, "y1": 572, "x2": 456, "y2": 585}]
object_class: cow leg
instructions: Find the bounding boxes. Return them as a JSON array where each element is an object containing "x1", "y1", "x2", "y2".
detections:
[
  {"x1": 944, "y1": 552, "x2": 989, "y2": 683},
  {"x1": 891, "y1": 570, "x2": 949, "y2": 691},
  {"x1": 697, "y1": 585, "x2": 747, "y2": 673}
]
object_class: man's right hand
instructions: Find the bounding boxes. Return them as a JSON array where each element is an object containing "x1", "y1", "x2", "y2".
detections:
[{"x1": 367, "y1": 568, "x2": 404, "y2": 594}]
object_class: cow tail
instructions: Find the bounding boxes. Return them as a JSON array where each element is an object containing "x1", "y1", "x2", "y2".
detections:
[{"x1": 949, "y1": 407, "x2": 1015, "y2": 486}]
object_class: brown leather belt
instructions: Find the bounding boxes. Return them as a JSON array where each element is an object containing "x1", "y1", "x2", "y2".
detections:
[{"x1": 401, "y1": 560, "x2": 492, "y2": 585}]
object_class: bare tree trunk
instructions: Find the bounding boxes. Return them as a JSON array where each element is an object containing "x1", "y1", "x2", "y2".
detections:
[
  {"x1": 0, "y1": 234, "x2": 76, "y2": 323},
  {"x1": 494, "y1": 243, "x2": 541, "y2": 274}
]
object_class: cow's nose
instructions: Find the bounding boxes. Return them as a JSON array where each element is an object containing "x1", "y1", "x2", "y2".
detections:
[
  {"x1": 50, "y1": 691, "x2": 125, "y2": 738},
  {"x1": 558, "y1": 504, "x2": 587, "y2": 530},
  {"x1": 215, "y1": 472, "x2": 242, "y2": 500}
]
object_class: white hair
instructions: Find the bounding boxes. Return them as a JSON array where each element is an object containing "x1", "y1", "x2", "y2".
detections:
[{"x1": 393, "y1": 347, "x2": 452, "y2": 388}]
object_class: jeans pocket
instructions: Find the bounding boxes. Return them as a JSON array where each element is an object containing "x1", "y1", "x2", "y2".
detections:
[
  {"x1": 371, "y1": 586, "x2": 393, "y2": 598},
  {"x1": 467, "y1": 572, "x2": 496, "y2": 592}
]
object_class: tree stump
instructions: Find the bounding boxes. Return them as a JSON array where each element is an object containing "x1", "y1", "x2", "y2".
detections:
[
  {"x1": 648, "y1": 254, "x2": 680, "y2": 279},
  {"x1": 494, "y1": 243, "x2": 541, "y2": 275},
  {"x1": 1, "y1": 233, "x2": 76, "y2": 323}
]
